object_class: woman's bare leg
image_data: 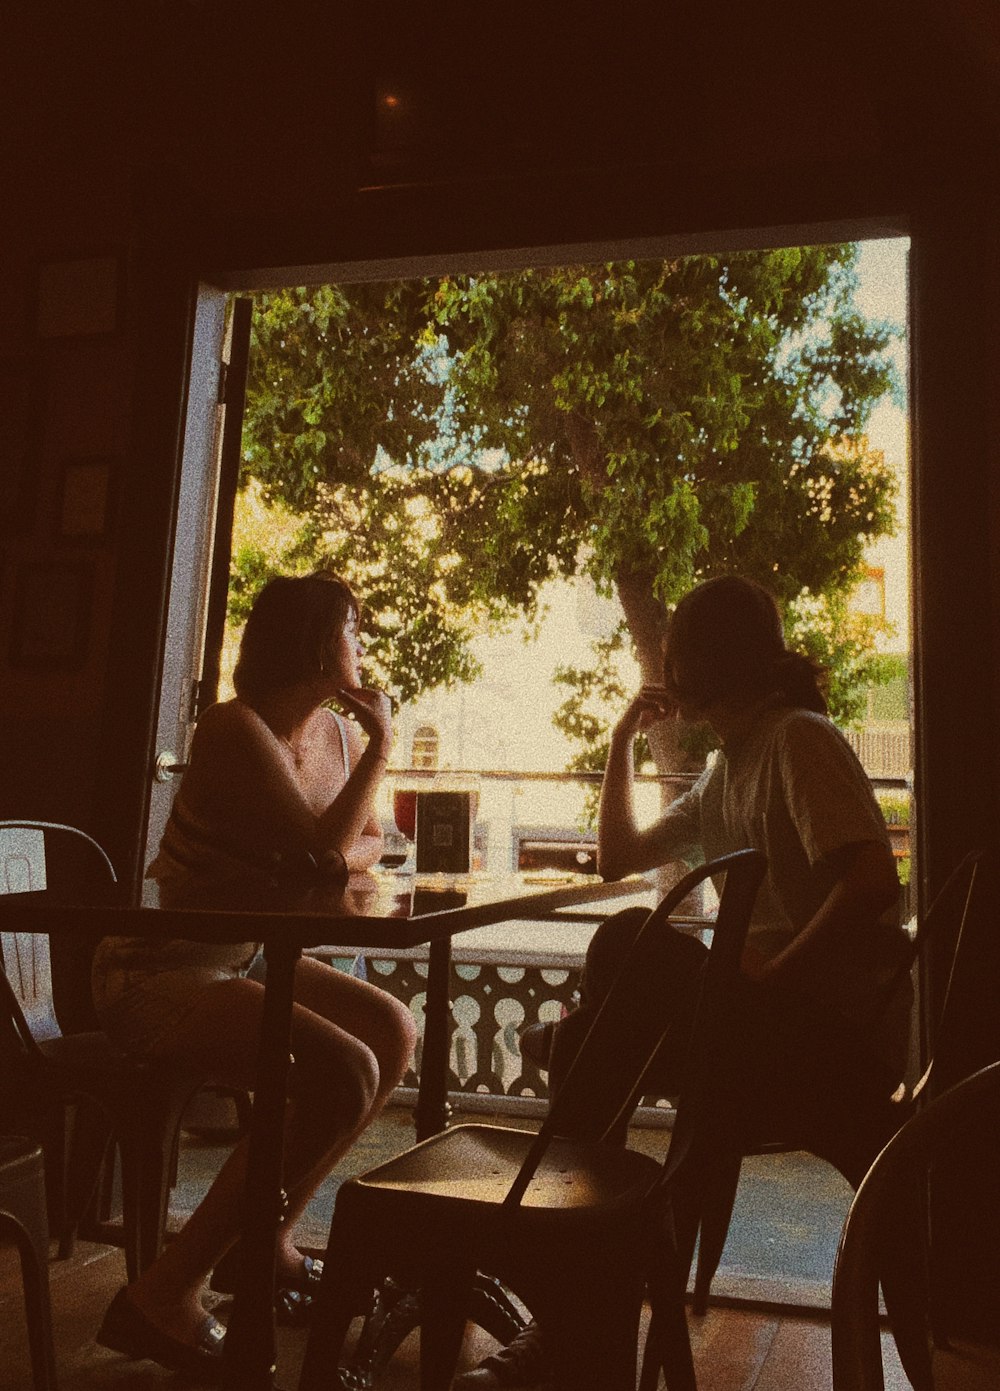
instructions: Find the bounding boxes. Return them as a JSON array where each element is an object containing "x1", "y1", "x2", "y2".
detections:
[
  {"x1": 123, "y1": 969, "x2": 414, "y2": 1345},
  {"x1": 274, "y1": 957, "x2": 417, "y2": 1255}
]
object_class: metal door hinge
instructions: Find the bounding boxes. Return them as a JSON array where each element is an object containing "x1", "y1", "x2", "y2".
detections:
[{"x1": 181, "y1": 678, "x2": 203, "y2": 724}]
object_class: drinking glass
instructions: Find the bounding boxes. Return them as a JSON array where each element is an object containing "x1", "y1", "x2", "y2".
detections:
[{"x1": 384, "y1": 787, "x2": 418, "y2": 873}]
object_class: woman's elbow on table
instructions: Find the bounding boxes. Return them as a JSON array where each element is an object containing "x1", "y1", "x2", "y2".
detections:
[{"x1": 597, "y1": 843, "x2": 634, "y2": 882}]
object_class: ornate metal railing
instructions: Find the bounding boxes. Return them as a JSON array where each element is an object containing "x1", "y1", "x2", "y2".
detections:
[{"x1": 321, "y1": 943, "x2": 677, "y2": 1123}]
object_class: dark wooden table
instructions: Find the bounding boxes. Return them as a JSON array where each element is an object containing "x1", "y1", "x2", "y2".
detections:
[{"x1": 4, "y1": 869, "x2": 654, "y2": 1388}]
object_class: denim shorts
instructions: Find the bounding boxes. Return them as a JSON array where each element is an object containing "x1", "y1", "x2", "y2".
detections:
[{"x1": 91, "y1": 946, "x2": 260, "y2": 1061}]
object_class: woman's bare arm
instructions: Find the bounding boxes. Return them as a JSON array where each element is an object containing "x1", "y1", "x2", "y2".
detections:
[
  {"x1": 598, "y1": 687, "x2": 687, "y2": 879},
  {"x1": 742, "y1": 839, "x2": 900, "y2": 989},
  {"x1": 339, "y1": 717, "x2": 386, "y2": 871},
  {"x1": 312, "y1": 686, "x2": 392, "y2": 859}
]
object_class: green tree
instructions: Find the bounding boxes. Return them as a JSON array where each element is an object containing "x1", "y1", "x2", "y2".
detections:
[
  {"x1": 240, "y1": 246, "x2": 900, "y2": 772},
  {"x1": 239, "y1": 282, "x2": 481, "y2": 700}
]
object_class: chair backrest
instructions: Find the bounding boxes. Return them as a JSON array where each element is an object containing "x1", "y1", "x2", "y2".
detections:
[
  {"x1": 831, "y1": 1059, "x2": 1000, "y2": 1391},
  {"x1": 0, "y1": 821, "x2": 118, "y2": 1045},
  {"x1": 0, "y1": 821, "x2": 117, "y2": 903},
  {"x1": 905, "y1": 848, "x2": 988, "y2": 1101},
  {"x1": 505, "y1": 849, "x2": 767, "y2": 1204}
]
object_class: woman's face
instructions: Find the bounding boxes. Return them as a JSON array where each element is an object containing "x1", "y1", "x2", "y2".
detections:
[
  {"x1": 324, "y1": 608, "x2": 364, "y2": 687},
  {"x1": 663, "y1": 659, "x2": 708, "y2": 724}
]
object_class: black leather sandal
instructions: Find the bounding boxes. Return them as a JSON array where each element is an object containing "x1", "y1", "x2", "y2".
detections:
[
  {"x1": 210, "y1": 1245, "x2": 324, "y2": 1325},
  {"x1": 97, "y1": 1286, "x2": 225, "y2": 1380}
]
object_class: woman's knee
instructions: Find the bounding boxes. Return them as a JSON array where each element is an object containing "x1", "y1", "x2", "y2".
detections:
[
  {"x1": 582, "y1": 909, "x2": 707, "y2": 1006},
  {"x1": 346, "y1": 984, "x2": 418, "y2": 1090},
  {"x1": 379, "y1": 992, "x2": 419, "y2": 1076},
  {"x1": 293, "y1": 959, "x2": 417, "y2": 1080},
  {"x1": 582, "y1": 907, "x2": 650, "y2": 992},
  {"x1": 290, "y1": 1032, "x2": 381, "y2": 1132}
]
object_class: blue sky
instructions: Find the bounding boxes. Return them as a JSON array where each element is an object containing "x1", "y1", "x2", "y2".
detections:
[{"x1": 854, "y1": 236, "x2": 909, "y2": 462}]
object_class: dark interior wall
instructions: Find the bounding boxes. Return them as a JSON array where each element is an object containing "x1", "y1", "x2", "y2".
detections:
[{"x1": 1, "y1": 1, "x2": 998, "y2": 917}]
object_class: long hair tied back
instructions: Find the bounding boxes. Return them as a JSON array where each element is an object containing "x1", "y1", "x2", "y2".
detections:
[{"x1": 666, "y1": 576, "x2": 827, "y2": 714}]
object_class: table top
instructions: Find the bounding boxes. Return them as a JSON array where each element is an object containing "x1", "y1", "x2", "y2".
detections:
[
  {"x1": 1, "y1": 868, "x2": 656, "y2": 951},
  {"x1": 318, "y1": 873, "x2": 665, "y2": 963}
]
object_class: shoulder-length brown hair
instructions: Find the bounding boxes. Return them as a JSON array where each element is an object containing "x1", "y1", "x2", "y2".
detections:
[{"x1": 233, "y1": 572, "x2": 359, "y2": 703}]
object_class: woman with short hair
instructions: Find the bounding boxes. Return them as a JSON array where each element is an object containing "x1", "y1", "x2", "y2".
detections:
[{"x1": 92, "y1": 572, "x2": 417, "y2": 1378}]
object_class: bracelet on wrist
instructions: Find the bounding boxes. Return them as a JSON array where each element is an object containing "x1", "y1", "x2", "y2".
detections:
[{"x1": 319, "y1": 848, "x2": 348, "y2": 881}]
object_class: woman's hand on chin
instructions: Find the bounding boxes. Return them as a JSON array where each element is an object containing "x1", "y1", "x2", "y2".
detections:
[
  {"x1": 334, "y1": 686, "x2": 394, "y2": 752},
  {"x1": 615, "y1": 686, "x2": 677, "y2": 740}
]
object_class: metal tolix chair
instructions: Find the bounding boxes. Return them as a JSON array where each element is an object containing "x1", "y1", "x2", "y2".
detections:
[
  {"x1": 690, "y1": 848, "x2": 989, "y2": 1325},
  {"x1": 300, "y1": 849, "x2": 767, "y2": 1391},
  {"x1": 0, "y1": 820, "x2": 210, "y2": 1278}
]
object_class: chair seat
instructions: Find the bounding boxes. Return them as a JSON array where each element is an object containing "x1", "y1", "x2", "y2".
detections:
[
  {"x1": 301, "y1": 850, "x2": 768, "y2": 1391},
  {"x1": 328, "y1": 1124, "x2": 670, "y2": 1391},
  {"x1": 36, "y1": 1031, "x2": 204, "y2": 1094},
  {"x1": 356, "y1": 1123, "x2": 661, "y2": 1211}
]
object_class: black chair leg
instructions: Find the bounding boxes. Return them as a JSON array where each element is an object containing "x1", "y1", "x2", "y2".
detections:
[
  {"x1": 300, "y1": 1218, "x2": 378, "y2": 1391},
  {"x1": 61, "y1": 1101, "x2": 114, "y2": 1258},
  {"x1": 1, "y1": 1140, "x2": 59, "y2": 1391},
  {"x1": 112, "y1": 1081, "x2": 198, "y2": 1280},
  {"x1": 137, "y1": 1104, "x2": 189, "y2": 1276},
  {"x1": 31, "y1": 1109, "x2": 71, "y2": 1260},
  {"x1": 642, "y1": 1252, "x2": 697, "y2": 1391},
  {"x1": 878, "y1": 1185, "x2": 934, "y2": 1391},
  {"x1": 419, "y1": 1269, "x2": 475, "y2": 1391},
  {"x1": 542, "y1": 1274, "x2": 641, "y2": 1391},
  {"x1": 12, "y1": 1220, "x2": 59, "y2": 1391},
  {"x1": 691, "y1": 1151, "x2": 742, "y2": 1314}
]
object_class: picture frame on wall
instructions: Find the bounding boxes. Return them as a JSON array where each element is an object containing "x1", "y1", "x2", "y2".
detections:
[
  {"x1": 9, "y1": 559, "x2": 96, "y2": 670},
  {"x1": 0, "y1": 356, "x2": 44, "y2": 534},
  {"x1": 35, "y1": 253, "x2": 123, "y2": 339},
  {"x1": 56, "y1": 457, "x2": 116, "y2": 543}
]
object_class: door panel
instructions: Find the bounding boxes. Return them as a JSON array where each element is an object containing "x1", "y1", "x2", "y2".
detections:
[
  {"x1": 142, "y1": 289, "x2": 251, "y2": 896},
  {"x1": 199, "y1": 296, "x2": 254, "y2": 709}
]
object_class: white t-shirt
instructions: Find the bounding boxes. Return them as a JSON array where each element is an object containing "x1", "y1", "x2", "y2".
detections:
[{"x1": 655, "y1": 704, "x2": 897, "y2": 962}]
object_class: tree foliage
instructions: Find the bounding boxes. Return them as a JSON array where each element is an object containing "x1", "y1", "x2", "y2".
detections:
[{"x1": 238, "y1": 246, "x2": 900, "y2": 767}]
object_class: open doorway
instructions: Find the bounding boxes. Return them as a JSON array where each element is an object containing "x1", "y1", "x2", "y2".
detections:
[{"x1": 152, "y1": 229, "x2": 913, "y2": 1309}]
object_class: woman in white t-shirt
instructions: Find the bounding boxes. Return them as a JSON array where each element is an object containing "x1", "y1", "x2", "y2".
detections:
[
  {"x1": 459, "y1": 575, "x2": 909, "y2": 1391},
  {"x1": 92, "y1": 573, "x2": 417, "y2": 1379},
  {"x1": 590, "y1": 573, "x2": 906, "y2": 1082}
]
